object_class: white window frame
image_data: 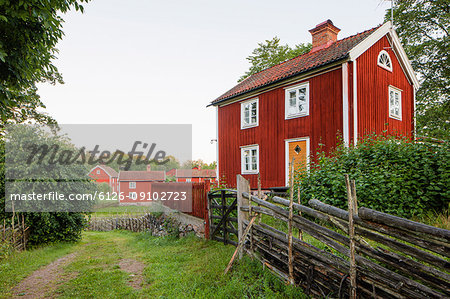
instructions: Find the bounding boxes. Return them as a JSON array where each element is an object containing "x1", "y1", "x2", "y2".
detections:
[
  {"x1": 96, "y1": 170, "x2": 100, "y2": 174},
  {"x1": 377, "y1": 50, "x2": 393, "y2": 72},
  {"x1": 285, "y1": 82, "x2": 310, "y2": 119},
  {"x1": 388, "y1": 86, "x2": 402, "y2": 120},
  {"x1": 240, "y1": 98, "x2": 259, "y2": 129},
  {"x1": 129, "y1": 192, "x2": 137, "y2": 200},
  {"x1": 240, "y1": 144, "x2": 259, "y2": 174},
  {"x1": 186, "y1": 178, "x2": 191, "y2": 183},
  {"x1": 129, "y1": 181, "x2": 136, "y2": 189}
]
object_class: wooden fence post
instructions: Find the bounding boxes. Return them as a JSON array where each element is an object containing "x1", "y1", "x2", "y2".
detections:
[
  {"x1": 237, "y1": 175, "x2": 249, "y2": 259},
  {"x1": 345, "y1": 174, "x2": 357, "y2": 299},
  {"x1": 288, "y1": 158, "x2": 295, "y2": 285}
]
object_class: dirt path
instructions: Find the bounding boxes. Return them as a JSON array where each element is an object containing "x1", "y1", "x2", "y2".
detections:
[
  {"x1": 11, "y1": 253, "x2": 77, "y2": 299},
  {"x1": 118, "y1": 258, "x2": 145, "y2": 289}
]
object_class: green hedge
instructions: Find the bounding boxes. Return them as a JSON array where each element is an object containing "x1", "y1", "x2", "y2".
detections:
[{"x1": 296, "y1": 136, "x2": 450, "y2": 218}]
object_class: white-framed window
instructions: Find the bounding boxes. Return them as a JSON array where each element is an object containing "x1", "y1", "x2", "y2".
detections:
[
  {"x1": 96, "y1": 170, "x2": 100, "y2": 174},
  {"x1": 389, "y1": 86, "x2": 402, "y2": 120},
  {"x1": 240, "y1": 98, "x2": 259, "y2": 129},
  {"x1": 378, "y1": 50, "x2": 392, "y2": 72},
  {"x1": 241, "y1": 145, "x2": 259, "y2": 174},
  {"x1": 186, "y1": 178, "x2": 191, "y2": 182},
  {"x1": 129, "y1": 192, "x2": 137, "y2": 200},
  {"x1": 285, "y1": 82, "x2": 309, "y2": 119},
  {"x1": 129, "y1": 182, "x2": 136, "y2": 189}
]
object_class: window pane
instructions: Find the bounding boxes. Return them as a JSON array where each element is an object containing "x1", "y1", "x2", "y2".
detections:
[
  {"x1": 251, "y1": 116, "x2": 256, "y2": 123},
  {"x1": 252, "y1": 163, "x2": 257, "y2": 170},
  {"x1": 251, "y1": 149, "x2": 257, "y2": 156}
]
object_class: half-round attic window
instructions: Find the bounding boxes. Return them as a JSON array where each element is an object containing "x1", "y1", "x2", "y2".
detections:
[{"x1": 377, "y1": 50, "x2": 392, "y2": 72}]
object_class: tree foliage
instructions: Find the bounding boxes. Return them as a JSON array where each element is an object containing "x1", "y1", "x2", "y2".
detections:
[
  {"x1": 386, "y1": 0, "x2": 449, "y2": 140},
  {"x1": 239, "y1": 37, "x2": 311, "y2": 82},
  {"x1": 296, "y1": 135, "x2": 450, "y2": 219},
  {"x1": 0, "y1": 0, "x2": 89, "y2": 124},
  {"x1": 0, "y1": 124, "x2": 97, "y2": 245}
]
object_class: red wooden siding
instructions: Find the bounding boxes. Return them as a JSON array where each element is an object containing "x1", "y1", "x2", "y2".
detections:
[
  {"x1": 218, "y1": 67, "x2": 343, "y2": 189},
  {"x1": 356, "y1": 36, "x2": 414, "y2": 138}
]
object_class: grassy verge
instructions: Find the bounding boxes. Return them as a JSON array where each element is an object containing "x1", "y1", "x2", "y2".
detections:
[{"x1": 1, "y1": 231, "x2": 306, "y2": 298}]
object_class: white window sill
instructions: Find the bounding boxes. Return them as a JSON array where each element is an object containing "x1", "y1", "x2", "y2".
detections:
[
  {"x1": 241, "y1": 171, "x2": 258, "y2": 175},
  {"x1": 241, "y1": 123, "x2": 258, "y2": 130},
  {"x1": 389, "y1": 115, "x2": 402, "y2": 121},
  {"x1": 285, "y1": 113, "x2": 309, "y2": 120}
]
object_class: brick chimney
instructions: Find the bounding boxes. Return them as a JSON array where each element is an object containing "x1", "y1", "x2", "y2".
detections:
[
  {"x1": 309, "y1": 20, "x2": 340, "y2": 53},
  {"x1": 147, "y1": 164, "x2": 151, "y2": 172}
]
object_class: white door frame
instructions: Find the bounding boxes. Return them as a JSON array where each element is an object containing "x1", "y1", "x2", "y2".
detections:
[{"x1": 285, "y1": 137, "x2": 310, "y2": 186}]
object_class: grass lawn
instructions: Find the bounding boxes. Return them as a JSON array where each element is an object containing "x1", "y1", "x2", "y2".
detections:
[{"x1": 0, "y1": 231, "x2": 306, "y2": 298}]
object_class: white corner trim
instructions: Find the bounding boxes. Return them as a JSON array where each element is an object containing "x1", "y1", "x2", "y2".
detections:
[
  {"x1": 216, "y1": 106, "x2": 219, "y2": 185},
  {"x1": 342, "y1": 63, "x2": 349, "y2": 147},
  {"x1": 284, "y1": 137, "x2": 310, "y2": 186},
  {"x1": 353, "y1": 61, "x2": 358, "y2": 146}
]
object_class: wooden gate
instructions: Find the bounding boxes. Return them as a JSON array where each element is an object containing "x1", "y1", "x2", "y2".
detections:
[{"x1": 208, "y1": 189, "x2": 238, "y2": 246}]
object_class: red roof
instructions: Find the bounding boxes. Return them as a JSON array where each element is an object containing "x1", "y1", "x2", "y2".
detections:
[
  {"x1": 210, "y1": 25, "x2": 379, "y2": 105},
  {"x1": 119, "y1": 171, "x2": 165, "y2": 181},
  {"x1": 100, "y1": 165, "x2": 118, "y2": 177},
  {"x1": 176, "y1": 169, "x2": 216, "y2": 178}
]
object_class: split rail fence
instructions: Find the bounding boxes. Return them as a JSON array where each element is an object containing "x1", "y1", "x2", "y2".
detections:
[{"x1": 212, "y1": 175, "x2": 450, "y2": 298}]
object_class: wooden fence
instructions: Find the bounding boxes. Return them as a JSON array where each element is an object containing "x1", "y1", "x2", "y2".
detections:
[
  {"x1": 228, "y1": 175, "x2": 449, "y2": 298},
  {"x1": 87, "y1": 214, "x2": 157, "y2": 232},
  {"x1": 1, "y1": 222, "x2": 29, "y2": 251}
]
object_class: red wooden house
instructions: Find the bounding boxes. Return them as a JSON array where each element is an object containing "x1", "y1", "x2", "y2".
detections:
[
  {"x1": 88, "y1": 165, "x2": 119, "y2": 192},
  {"x1": 209, "y1": 20, "x2": 419, "y2": 189},
  {"x1": 118, "y1": 165, "x2": 166, "y2": 203}
]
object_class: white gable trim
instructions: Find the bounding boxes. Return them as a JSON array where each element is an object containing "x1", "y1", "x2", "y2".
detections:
[{"x1": 348, "y1": 21, "x2": 419, "y2": 89}]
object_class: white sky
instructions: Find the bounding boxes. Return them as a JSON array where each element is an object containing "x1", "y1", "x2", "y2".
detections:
[{"x1": 37, "y1": 0, "x2": 391, "y2": 163}]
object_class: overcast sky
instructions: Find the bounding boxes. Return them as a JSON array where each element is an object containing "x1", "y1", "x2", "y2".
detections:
[{"x1": 37, "y1": 0, "x2": 391, "y2": 163}]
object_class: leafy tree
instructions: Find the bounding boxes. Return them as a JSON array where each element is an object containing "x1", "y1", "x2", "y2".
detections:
[
  {"x1": 181, "y1": 159, "x2": 216, "y2": 169},
  {"x1": 386, "y1": 1, "x2": 449, "y2": 140},
  {"x1": 0, "y1": 0, "x2": 89, "y2": 124},
  {"x1": 239, "y1": 37, "x2": 311, "y2": 82}
]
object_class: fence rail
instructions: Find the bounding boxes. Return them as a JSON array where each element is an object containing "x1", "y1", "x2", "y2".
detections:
[{"x1": 227, "y1": 175, "x2": 450, "y2": 299}]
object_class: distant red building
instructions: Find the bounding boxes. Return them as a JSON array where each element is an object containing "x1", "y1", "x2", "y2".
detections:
[
  {"x1": 88, "y1": 165, "x2": 118, "y2": 192},
  {"x1": 118, "y1": 166, "x2": 165, "y2": 203}
]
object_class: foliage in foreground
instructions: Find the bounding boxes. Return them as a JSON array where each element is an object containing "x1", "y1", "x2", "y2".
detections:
[{"x1": 296, "y1": 135, "x2": 450, "y2": 218}]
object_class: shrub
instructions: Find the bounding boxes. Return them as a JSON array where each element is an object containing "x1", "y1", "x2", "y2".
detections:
[{"x1": 296, "y1": 135, "x2": 450, "y2": 218}]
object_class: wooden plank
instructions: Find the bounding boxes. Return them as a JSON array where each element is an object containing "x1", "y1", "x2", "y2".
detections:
[{"x1": 237, "y1": 175, "x2": 250, "y2": 259}]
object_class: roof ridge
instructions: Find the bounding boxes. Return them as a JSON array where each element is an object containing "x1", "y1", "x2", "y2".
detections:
[{"x1": 240, "y1": 24, "x2": 381, "y2": 83}]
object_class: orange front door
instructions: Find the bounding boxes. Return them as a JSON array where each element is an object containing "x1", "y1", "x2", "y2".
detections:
[{"x1": 285, "y1": 138, "x2": 309, "y2": 185}]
